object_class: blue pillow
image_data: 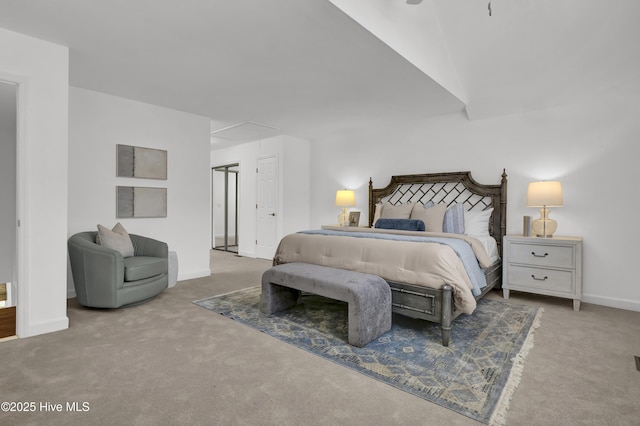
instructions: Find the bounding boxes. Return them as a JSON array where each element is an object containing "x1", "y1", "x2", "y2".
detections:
[{"x1": 375, "y1": 218, "x2": 426, "y2": 231}]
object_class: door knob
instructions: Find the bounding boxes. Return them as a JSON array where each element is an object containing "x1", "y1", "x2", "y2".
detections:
[{"x1": 269, "y1": 213, "x2": 276, "y2": 216}]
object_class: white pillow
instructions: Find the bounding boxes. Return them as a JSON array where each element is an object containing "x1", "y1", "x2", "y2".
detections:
[
  {"x1": 464, "y1": 208, "x2": 493, "y2": 237},
  {"x1": 97, "y1": 222, "x2": 135, "y2": 257}
]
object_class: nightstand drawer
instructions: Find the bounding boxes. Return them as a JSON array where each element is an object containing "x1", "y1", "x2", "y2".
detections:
[
  {"x1": 508, "y1": 242, "x2": 574, "y2": 268},
  {"x1": 507, "y1": 265, "x2": 575, "y2": 293}
]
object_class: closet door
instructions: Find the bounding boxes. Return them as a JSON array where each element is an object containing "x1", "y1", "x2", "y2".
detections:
[
  {"x1": 212, "y1": 164, "x2": 239, "y2": 253},
  {"x1": 256, "y1": 155, "x2": 278, "y2": 260}
]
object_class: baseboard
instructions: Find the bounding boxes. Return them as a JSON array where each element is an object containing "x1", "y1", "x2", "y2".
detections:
[
  {"x1": 20, "y1": 316, "x2": 69, "y2": 338},
  {"x1": 238, "y1": 250, "x2": 256, "y2": 258},
  {"x1": 177, "y1": 270, "x2": 211, "y2": 281},
  {"x1": 582, "y1": 294, "x2": 640, "y2": 312}
]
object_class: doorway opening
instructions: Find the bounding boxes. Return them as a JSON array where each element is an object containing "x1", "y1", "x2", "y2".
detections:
[
  {"x1": 0, "y1": 79, "x2": 17, "y2": 339},
  {"x1": 212, "y1": 164, "x2": 239, "y2": 253}
]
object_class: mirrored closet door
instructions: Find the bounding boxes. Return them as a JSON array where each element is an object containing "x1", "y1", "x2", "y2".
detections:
[{"x1": 212, "y1": 164, "x2": 239, "y2": 253}]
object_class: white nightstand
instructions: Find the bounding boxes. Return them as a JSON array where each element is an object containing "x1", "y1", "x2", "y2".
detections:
[{"x1": 502, "y1": 235, "x2": 583, "y2": 311}]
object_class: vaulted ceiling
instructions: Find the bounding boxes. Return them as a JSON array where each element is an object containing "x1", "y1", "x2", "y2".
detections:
[{"x1": 1, "y1": 0, "x2": 638, "y2": 142}]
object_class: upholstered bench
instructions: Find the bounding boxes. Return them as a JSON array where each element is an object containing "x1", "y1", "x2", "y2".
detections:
[{"x1": 260, "y1": 263, "x2": 391, "y2": 347}]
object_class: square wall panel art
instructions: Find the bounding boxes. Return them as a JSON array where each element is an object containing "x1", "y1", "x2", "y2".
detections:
[
  {"x1": 117, "y1": 186, "x2": 167, "y2": 218},
  {"x1": 117, "y1": 144, "x2": 167, "y2": 180}
]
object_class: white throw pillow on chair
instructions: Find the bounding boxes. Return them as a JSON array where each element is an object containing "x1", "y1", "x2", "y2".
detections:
[{"x1": 97, "y1": 222, "x2": 135, "y2": 257}]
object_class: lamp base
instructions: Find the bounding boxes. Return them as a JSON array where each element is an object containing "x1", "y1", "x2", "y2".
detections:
[
  {"x1": 338, "y1": 208, "x2": 349, "y2": 227},
  {"x1": 531, "y1": 207, "x2": 557, "y2": 238}
]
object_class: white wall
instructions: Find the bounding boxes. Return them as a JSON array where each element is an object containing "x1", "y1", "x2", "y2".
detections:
[
  {"x1": 0, "y1": 28, "x2": 69, "y2": 337},
  {"x1": 211, "y1": 135, "x2": 311, "y2": 258},
  {"x1": 0, "y1": 82, "x2": 16, "y2": 286},
  {"x1": 282, "y1": 137, "x2": 311, "y2": 236},
  {"x1": 310, "y1": 94, "x2": 640, "y2": 312},
  {"x1": 68, "y1": 87, "x2": 212, "y2": 290}
]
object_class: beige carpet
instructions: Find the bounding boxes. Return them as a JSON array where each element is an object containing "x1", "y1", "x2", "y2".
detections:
[{"x1": 1, "y1": 250, "x2": 639, "y2": 425}]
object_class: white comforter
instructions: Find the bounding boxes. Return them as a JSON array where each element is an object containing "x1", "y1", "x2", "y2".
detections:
[{"x1": 273, "y1": 227, "x2": 495, "y2": 314}]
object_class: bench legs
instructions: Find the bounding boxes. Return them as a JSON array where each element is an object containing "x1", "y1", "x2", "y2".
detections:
[
  {"x1": 347, "y1": 290, "x2": 391, "y2": 347},
  {"x1": 260, "y1": 282, "x2": 300, "y2": 314}
]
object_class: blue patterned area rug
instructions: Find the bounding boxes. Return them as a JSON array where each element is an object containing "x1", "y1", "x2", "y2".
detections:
[{"x1": 194, "y1": 286, "x2": 542, "y2": 425}]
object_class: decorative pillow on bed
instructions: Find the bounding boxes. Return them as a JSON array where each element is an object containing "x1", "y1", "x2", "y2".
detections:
[
  {"x1": 379, "y1": 202, "x2": 414, "y2": 220},
  {"x1": 97, "y1": 222, "x2": 135, "y2": 257},
  {"x1": 410, "y1": 203, "x2": 446, "y2": 232},
  {"x1": 442, "y1": 203, "x2": 465, "y2": 234},
  {"x1": 464, "y1": 208, "x2": 494, "y2": 237},
  {"x1": 375, "y1": 218, "x2": 426, "y2": 232}
]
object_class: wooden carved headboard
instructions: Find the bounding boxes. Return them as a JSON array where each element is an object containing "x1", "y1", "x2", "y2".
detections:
[{"x1": 369, "y1": 170, "x2": 508, "y2": 256}]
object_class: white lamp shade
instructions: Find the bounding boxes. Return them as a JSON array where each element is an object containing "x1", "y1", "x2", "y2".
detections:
[
  {"x1": 335, "y1": 190, "x2": 356, "y2": 207},
  {"x1": 526, "y1": 181, "x2": 563, "y2": 207}
]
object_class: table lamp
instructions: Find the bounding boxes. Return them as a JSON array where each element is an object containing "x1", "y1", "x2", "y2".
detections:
[
  {"x1": 335, "y1": 190, "x2": 356, "y2": 226},
  {"x1": 526, "y1": 181, "x2": 563, "y2": 238}
]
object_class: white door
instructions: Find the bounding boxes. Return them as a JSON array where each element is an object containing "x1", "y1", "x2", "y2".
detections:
[{"x1": 256, "y1": 156, "x2": 278, "y2": 260}]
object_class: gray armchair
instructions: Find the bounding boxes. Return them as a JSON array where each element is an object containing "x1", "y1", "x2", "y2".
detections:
[{"x1": 68, "y1": 232, "x2": 168, "y2": 308}]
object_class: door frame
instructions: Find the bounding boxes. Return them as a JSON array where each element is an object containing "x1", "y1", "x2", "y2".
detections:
[
  {"x1": 211, "y1": 163, "x2": 239, "y2": 253},
  {"x1": 0, "y1": 72, "x2": 28, "y2": 337}
]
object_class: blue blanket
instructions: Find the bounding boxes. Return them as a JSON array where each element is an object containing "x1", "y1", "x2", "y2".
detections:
[{"x1": 299, "y1": 229, "x2": 487, "y2": 296}]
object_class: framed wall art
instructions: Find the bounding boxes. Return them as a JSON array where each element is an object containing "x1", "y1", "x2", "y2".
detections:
[
  {"x1": 117, "y1": 186, "x2": 167, "y2": 218},
  {"x1": 117, "y1": 144, "x2": 167, "y2": 180}
]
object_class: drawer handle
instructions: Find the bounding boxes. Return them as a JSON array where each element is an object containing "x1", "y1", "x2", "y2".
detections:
[
  {"x1": 531, "y1": 275, "x2": 548, "y2": 281},
  {"x1": 531, "y1": 251, "x2": 549, "y2": 258}
]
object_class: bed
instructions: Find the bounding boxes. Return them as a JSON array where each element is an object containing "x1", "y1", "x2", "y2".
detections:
[{"x1": 273, "y1": 170, "x2": 507, "y2": 345}]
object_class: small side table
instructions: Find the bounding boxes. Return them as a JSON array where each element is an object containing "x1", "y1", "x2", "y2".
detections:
[
  {"x1": 502, "y1": 235, "x2": 583, "y2": 311},
  {"x1": 168, "y1": 251, "x2": 179, "y2": 288}
]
